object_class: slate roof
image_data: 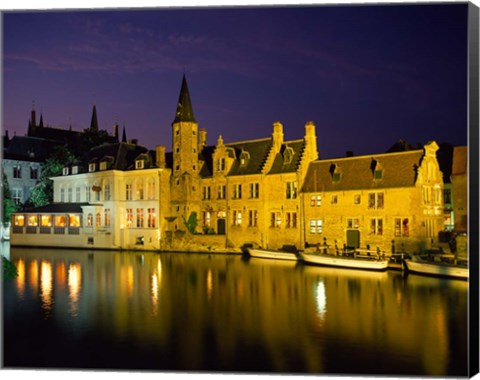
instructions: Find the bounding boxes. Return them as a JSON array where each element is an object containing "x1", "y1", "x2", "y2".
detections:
[
  {"x1": 3, "y1": 136, "x2": 63, "y2": 162},
  {"x1": 302, "y1": 150, "x2": 425, "y2": 192},
  {"x1": 18, "y1": 202, "x2": 90, "y2": 214},
  {"x1": 451, "y1": 146, "x2": 467, "y2": 176},
  {"x1": 226, "y1": 138, "x2": 272, "y2": 176},
  {"x1": 28, "y1": 126, "x2": 82, "y2": 146},
  {"x1": 80, "y1": 142, "x2": 151, "y2": 171},
  {"x1": 269, "y1": 139, "x2": 305, "y2": 174},
  {"x1": 173, "y1": 74, "x2": 196, "y2": 123}
]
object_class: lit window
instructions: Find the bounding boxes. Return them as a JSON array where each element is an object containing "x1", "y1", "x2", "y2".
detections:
[
  {"x1": 232, "y1": 210, "x2": 242, "y2": 226},
  {"x1": 96, "y1": 213, "x2": 101, "y2": 227},
  {"x1": 136, "y1": 182, "x2": 144, "y2": 200},
  {"x1": 87, "y1": 213, "x2": 93, "y2": 227},
  {"x1": 310, "y1": 220, "x2": 323, "y2": 234},
  {"x1": 147, "y1": 208, "x2": 156, "y2": 228},
  {"x1": 286, "y1": 181, "x2": 297, "y2": 199},
  {"x1": 89, "y1": 163, "x2": 96, "y2": 172},
  {"x1": 270, "y1": 212, "x2": 282, "y2": 228},
  {"x1": 100, "y1": 162, "x2": 107, "y2": 171},
  {"x1": 136, "y1": 208, "x2": 144, "y2": 228},
  {"x1": 14, "y1": 215, "x2": 25, "y2": 226},
  {"x1": 126, "y1": 209, "x2": 133, "y2": 228},
  {"x1": 69, "y1": 214, "x2": 81, "y2": 227},
  {"x1": 354, "y1": 195, "x2": 361, "y2": 205},
  {"x1": 135, "y1": 160, "x2": 144, "y2": 169},
  {"x1": 41, "y1": 215, "x2": 52, "y2": 227},
  {"x1": 63, "y1": 167, "x2": 69, "y2": 176},
  {"x1": 55, "y1": 215, "x2": 66, "y2": 227},
  {"x1": 104, "y1": 183, "x2": 111, "y2": 201},
  {"x1": 72, "y1": 166, "x2": 78, "y2": 175}
]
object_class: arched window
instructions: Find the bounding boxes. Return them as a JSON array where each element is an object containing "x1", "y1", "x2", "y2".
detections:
[
  {"x1": 96, "y1": 212, "x2": 101, "y2": 227},
  {"x1": 136, "y1": 180, "x2": 144, "y2": 200},
  {"x1": 147, "y1": 178, "x2": 155, "y2": 200},
  {"x1": 87, "y1": 213, "x2": 93, "y2": 227}
]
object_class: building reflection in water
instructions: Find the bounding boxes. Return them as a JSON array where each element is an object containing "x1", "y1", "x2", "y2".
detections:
[
  {"x1": 5, "y1": 248, "x2": 468, "y2": 376},
  {"x1": 68, "y1": 263, "x2": 82, "y2": 317},
  {"x1": 40, "y1": 261, "x2": 53, "y2": 316}
]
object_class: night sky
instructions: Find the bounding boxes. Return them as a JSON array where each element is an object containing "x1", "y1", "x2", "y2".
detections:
[{"x1": 2, "y1": 3, "x2": 469, "y2": 159}]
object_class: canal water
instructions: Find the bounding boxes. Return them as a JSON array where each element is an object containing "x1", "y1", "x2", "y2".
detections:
[{"x1": 2, "y1": 245, "x2": 469, "y2": 376}]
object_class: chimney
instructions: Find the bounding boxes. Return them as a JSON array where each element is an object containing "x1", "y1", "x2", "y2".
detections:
[
  {"x1": 199, "y1": 128, "x2": 207, "y2": 150},
  {"x1": 272, "y1": 121, "x2": 284, "y2": 152},
  {"x1": 304, "y1": 121, "x2": 318, "y2": 161},
  {"x1": 129, "y1": 138, "x2": 138, "y2": 145},
  {"x1": 156, "y1": 145, "x2": 166, "y2": 168},
  {"x1": 113, "y1": 123, "x2": 119, "y2": 141}
]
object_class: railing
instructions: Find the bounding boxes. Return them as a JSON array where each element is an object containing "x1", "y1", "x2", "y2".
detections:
[
  {"x1": 12, "y1": 226, "x2": 23, "y2": 234},
  {"x1": 68, "y1": 227, "x2": 80, "y2": 235},
  {"x1": 39, "y1": 227, "x2": 51, "y2": 234},
  {"x1": 26, "y1": 226, "x2": 37, "y2": 234},
  {"x1": 54, "y1": 227, "x2": 66, "y2": 235}
]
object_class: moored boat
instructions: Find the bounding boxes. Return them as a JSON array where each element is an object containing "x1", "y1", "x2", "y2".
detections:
[
  {"x1": 404, "y1": 257, "x2": 468, "y2": 279},
  {"x1": 301, "y1": 252, "x2": 389, "y2": 271},
  {"x1": 247, "y1": 248, "x2": 300, "y2": 261}
]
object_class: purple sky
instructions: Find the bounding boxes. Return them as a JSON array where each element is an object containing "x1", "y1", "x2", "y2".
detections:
[{"x1": 2, "y1": 4, "x2": 468, "y2": 158}]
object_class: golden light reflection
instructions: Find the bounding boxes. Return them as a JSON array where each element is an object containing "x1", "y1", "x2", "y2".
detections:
[
  {"x1": 56, "y1": 262, "x2": 67, "y2": 290},
  {"x1": 314, "y1": 280, "x2": 327, "y2": 320},
  {"x1": 127, "y1": 265, "x2": 134, "y2": 297},
  {"x1": 151, "y1": 273, "x2": 159, "y2": 316},
  {"x1": 40, "y1": 261, "x2": 53, "y2": 315},
  {"x1": 68, "y1": 263, "x2": 82, "y2": 316},
  {"x1": 207, "y1": 269, "x2": 213, "y2": 301},
  {"x1": 29, "y1": 260, "x2": 38, "y2": 291},
  {"x1": 16, "y1": 258, "x2": 25, "y2": 298}
]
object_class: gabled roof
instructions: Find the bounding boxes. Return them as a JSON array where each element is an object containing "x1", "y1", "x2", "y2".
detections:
[
  {"x1": 451, "y1": 146, "x2": 467, "y2": 176},
  {"x1": 302, "y1": 150, "x2": 425, "y2": 192},
  {"x1": 173, "y1": 74, "x2": 196, "y2": 123},
  {"x1": 269, "y1": 140, "x2": 305, "y2": 174},
  {"x1": 227, "y1": 138, "x2": 272, "y2": 176},
  {"x1": 3, "y1": 136, "x2": 63, "y2": 162},
  {"x1": 80, "y1": 142, "x2": 151, "y2": 171}
]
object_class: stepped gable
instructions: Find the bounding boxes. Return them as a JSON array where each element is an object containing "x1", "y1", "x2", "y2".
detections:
[
  {"x1": 302, "y1": 149, "x2": 425, "y2": 192},
  {"x1": 268, "y1": 139, "x2": 305, "y2": 174},
  {"x1": 4, "y1": 136, "x2": 63, "y2": 162},
  {"x1": 81, "y1": 142, "x2": 150, "y2": 171},
  {"x1": 227, "y1": 138, "x2": 273, "y2": 176}
]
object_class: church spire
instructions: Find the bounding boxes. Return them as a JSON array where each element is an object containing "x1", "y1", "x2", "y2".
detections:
[
  {"x1": 173, "y1": 74, "x2": 196, "y2": 124},
  {"x1": 90, "y1": 104, "x2": 99, "y2": 131},
  {"x1": 39, "y1": 113, "x2": 44, "y2": 128}
]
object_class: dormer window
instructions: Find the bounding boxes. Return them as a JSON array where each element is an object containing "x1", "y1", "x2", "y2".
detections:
[
  {"x1": 329, "y1": 163, "x2": 342, "y2": 182},
  {"x1": 283, "y1": 147, "x2": 294, "y2": 165},
  {"x1": 72, "y1": 166, "x2": 78, "y2": 175},
  {"x1": 89, "y1": 163, "x2": 96, "y2": 172},
  {"x1": 239, "y1": 151, "x2": 250, "y2": 167},
  {"x1": 62, "y1": 167, "x2": 69, "y2": 176},
  {"x1": 135, "y1": 160, "x2": 144, "y2": 169},
  {"x1": 371, "y1": 159, "x2": 383, "y2": 180},
  {"x1": 100, "y1": 162, "x2": 107, "y2": 171}
]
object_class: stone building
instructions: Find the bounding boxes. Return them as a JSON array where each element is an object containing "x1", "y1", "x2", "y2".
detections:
[
  {"x1": 301, "y1": 142, "x2": 445, "y2": 253},
  {"x1": 11, "y1": 75, "x2": 448, "y2": 254}
]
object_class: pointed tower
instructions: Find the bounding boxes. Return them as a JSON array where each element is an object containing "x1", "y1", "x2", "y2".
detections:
[
  {"x1": 39, "y1": 114, "x2": 44, "y2": 128},
  {"x1": 171, "y1": 74, "x2": 200, "y2": 175},
  {"x1": 28, "y1": 102, "x2": 37, "y2": 136},
  {"x1": 90, "y1": 104, "x2": 99, "y2": 131}
]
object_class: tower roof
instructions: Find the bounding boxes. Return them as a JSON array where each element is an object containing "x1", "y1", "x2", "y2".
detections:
[
  {"x1": 173, "y1": 74, "x2": 196, "y2": 123},
  {"x1": 90, "y1": 104, "x2": 99, "y2": 131}
]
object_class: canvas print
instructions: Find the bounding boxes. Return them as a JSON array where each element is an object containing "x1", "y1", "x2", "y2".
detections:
[{"x1": 1, "y1": 2, "x2": 478, "y2": 377}]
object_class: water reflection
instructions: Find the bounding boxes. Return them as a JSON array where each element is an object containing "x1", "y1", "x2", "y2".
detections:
[
  {"x1": 40, "y1": 261, "x2": 53, "y2": 317},
  {"x1": 3, "y1": 248, "x2": 468, "y2": 376},
  {"x1": 68, "y1": 263, "x2": 81, "y2": 317}
]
